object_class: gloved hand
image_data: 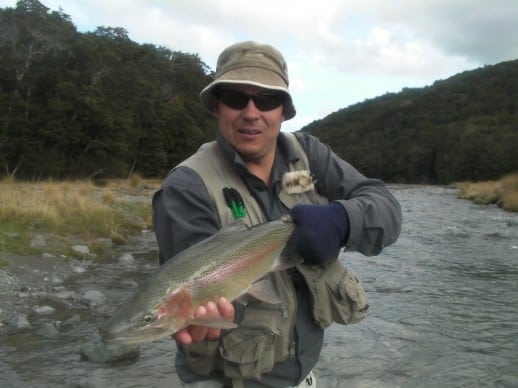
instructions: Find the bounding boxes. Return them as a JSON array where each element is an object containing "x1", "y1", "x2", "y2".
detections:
[{"x1": 289, "y1": 202, "x2": 350, "y2": 265}]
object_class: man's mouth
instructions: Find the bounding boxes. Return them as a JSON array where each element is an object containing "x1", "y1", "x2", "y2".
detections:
[{"x1": 238, "y1": 128, "x2": 261, "y2": 135}]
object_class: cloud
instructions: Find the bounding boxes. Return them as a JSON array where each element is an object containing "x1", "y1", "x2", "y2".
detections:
[
  {"x1": 362, "y1": 0, "x2": 518, "y2": 64},
  {"x1": 429, "y1": 5, "x2": 518, "y2": 64},
  {"x1": 10, "y1": 0, "x2": 516, "y2": 71}
]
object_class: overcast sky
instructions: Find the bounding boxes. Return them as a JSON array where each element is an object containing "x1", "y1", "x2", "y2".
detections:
[{"x1": 2, "y1": 0, "x2": 517, "y2": 131}]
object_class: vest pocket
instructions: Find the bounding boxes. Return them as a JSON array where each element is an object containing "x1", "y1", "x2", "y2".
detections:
[
  {"x1": 336, "y1": 268, "x2": 369, "y2": 324},
  {"x1": 220, "y1": 314, "x2": 277, "y2": 380},
  {"x1": 299, "y1": 260, "x2": 369, "y2": 328}
]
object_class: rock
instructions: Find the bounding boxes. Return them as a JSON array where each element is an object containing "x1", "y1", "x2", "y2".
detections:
[
  {"x1": 71, "y1": 245, "x2": 90, "y2": 257},
  {"x1": 72, "y1": 266, "x2": 87, "y2": 273},
  {"x1": 69, "y1": 259, "x2": 89, "y2": 273},
  {"x1": 43, "y1": 275, "x2": 63, "y2": 286},
  {"x1": 52, "y1": 286, "x2": 66, "y2": 292},
  {"x1": 117, "y1": 253, "x2": 135, "y2": 265},
  {"x1": 30, "y1": 234, "x2": 47, "y2": 248},
  {"x1": 52, "y1": 290, "x2": 77, "y2": 300},
  {"x1": 32, "y1": 305, "x2": 56, "y2": 316},
  {"x1": 80, "y1": 341, "x2": 140, "y2": 363},
  {"x1": 95, "y1": 238, "x2": 113, "y2": 249},
  {"x1": 51, "y1": 276, "x2": 64, "y2": 286},
  {"x1": 8, "y1": 313, "x2": 32, "y2": 331},
  {"x1": 41, "y1": 252, "x2": 57, "y2": 259},
  {"x1": 37, "y1": 322, "x2": 59, "y2": 338},
  {"x1": 81, "y1": 290, "x2": 105, "y2": 306},
  {"x1": 60, "y1": 314, "x2": 81, "y2": 330}
]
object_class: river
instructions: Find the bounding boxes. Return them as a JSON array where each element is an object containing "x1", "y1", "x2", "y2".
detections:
[{"x1": 1, "y1": 185, "x2": 517, "y2": 387}]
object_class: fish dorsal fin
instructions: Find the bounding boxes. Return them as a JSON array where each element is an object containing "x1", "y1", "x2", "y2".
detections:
[
  {"x1": 184, "y1": 221, "x2": 249, "y2": 251},
  {"x1": 220, "y1": 221, "x2": 249, "y2": 233}
]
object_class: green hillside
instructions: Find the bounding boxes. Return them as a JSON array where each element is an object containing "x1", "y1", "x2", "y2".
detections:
[{"x1": 302, "y1": 60, "x2": 518, "y2": 184}]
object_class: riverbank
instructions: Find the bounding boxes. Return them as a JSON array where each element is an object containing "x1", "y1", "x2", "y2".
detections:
[
  {"x1": 0, "y1": 176, "x2": 161, "y2": 351},
  {"x1": 0, "y1": 176, "x2": 161, "y2": 261},
  {"x1": 456, "y1": 172, "x2": 518, "y2": 212}
]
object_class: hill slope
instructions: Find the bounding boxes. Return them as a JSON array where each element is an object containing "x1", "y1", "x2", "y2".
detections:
[{"x1": 302, "y1": 60, "x2": 518, "y2": 184}]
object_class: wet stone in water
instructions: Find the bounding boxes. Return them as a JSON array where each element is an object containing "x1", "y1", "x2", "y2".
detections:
[{"x1": 80, "y1": 342, "x2": 140, "y2": 363}]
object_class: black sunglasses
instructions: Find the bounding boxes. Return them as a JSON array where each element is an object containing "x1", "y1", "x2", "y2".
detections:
[{"x1": 214, "y1": 89, "x2": 286, "y2": 111}]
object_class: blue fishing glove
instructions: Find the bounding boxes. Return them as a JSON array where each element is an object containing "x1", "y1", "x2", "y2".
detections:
[{"x1": 289, "y1": 202, "x2": 350, "y2": 265}]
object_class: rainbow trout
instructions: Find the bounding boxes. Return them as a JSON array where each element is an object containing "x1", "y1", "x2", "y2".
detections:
[{"x1": 100, "y1": 215, "x2": 299, "y2": 345}]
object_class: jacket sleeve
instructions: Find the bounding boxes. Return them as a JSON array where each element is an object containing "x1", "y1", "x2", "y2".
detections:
[
  {"x1": 294, "y1": 132, "x2": 402, "y2": 256},
  {"x1": 152, "y1": 166, "x2": 220, "y2": 264}
]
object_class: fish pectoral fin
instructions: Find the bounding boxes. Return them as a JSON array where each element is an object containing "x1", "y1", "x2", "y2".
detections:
[
  {"x1": 247, "y1": 279, "x2": 282, "y2": 304},
  {"x1": 188, "y1": 317, "x2": 238, "y2": 330}
]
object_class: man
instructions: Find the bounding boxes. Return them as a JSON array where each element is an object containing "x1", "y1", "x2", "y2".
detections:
[{"x1": 153, "y1": 41, "x2": 402, "y2": 388}]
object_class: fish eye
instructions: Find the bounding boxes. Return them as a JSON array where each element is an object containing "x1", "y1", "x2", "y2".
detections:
[{"x1": 143, "y1": 314, "x2": 155, "y2": 324}]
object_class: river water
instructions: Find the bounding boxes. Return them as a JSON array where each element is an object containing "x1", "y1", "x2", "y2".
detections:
[{"x1": 1, "y1": 185, "x2": 517, "y2": 387}]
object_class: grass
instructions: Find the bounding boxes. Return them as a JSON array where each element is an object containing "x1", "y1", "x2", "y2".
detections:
[
  {"x1": 0, "y1": 176, "x2": 161, "y2": 257},
  {"x1": 456, "y1": 172, "x2": 518, "y2": 212}
]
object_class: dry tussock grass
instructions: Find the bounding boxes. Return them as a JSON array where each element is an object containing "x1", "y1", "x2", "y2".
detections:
[
  {"x1": 0, "y1": 180, "x2": 108, "y2": 227},
  {"x1": 499, "y1": 173, "x2": 518, "y2": 212},
  {"x1": 0, "y1": 176, "x2": 161, "y2": 254},
  {"x1": 456, "y1": 172, "x2": 518, "y2": 212}
]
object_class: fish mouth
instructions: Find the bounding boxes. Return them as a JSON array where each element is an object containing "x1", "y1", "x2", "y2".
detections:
[{"x1": 99, "y1": 319, "x2": 177, "y2": 346}]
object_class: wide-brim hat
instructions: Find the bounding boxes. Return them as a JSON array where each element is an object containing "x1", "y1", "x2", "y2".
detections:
[{"x1": 200, "y1": 41, "x2": 296, "y2": 120}]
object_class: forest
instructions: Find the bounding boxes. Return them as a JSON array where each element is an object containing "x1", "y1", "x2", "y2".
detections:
[
  {"x1": 1, "y1": 0, "x2": 517, "y2": 184},
  {"x1": 302, "y1": 60, "x2": 518, "y2": 184},
  {"x1": 1, "y1": 0, "x2": 217, "y2": 179}
]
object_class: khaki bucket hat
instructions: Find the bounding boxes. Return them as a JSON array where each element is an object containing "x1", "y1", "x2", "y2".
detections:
[{"x1": 200, "y1": 41, "x2": 296, "y2": 120}]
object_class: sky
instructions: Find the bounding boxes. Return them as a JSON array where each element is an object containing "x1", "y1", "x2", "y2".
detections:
[{"x1": 2, "y1": 0, "x2": 518, "y2": 131}]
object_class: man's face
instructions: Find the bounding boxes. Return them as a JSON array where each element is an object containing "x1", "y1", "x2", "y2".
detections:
[{"x1": 212, "y1": 85, "x2": 286, "y2": 163}]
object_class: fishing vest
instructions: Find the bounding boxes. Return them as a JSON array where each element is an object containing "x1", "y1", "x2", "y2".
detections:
[{"x1": 175, "y1": 133, "x2": 368, "y2": 385}]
